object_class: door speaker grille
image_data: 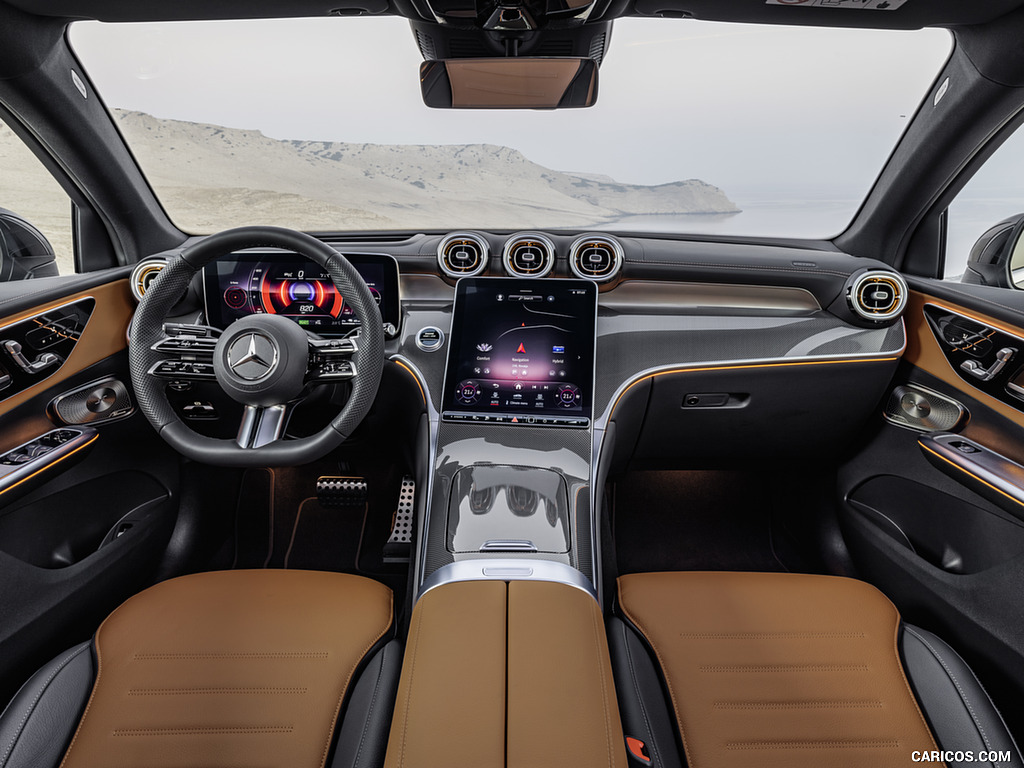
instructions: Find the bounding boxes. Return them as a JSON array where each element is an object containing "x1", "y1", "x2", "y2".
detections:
[
  {"x1": 51, "y1": 377, "x2": 134, "y2": 425},
  {"x1": 883, "y1": 384, "x2": 964, "y2": 432}
]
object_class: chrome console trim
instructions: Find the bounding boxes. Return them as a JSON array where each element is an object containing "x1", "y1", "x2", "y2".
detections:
[{"x1": 418, "y1": 559, "x2": 598, "y2": 602}]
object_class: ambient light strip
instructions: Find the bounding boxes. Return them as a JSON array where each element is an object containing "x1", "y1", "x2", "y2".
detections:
[
  {"x1": 919, "y1": 442, "x2": 1024, "y2": 511},
  {"x1": 392, "y1": 358, "x2": 427, "y2": 407},
  {"x1": 0, "y1": 433, "x2": 98, "y2": 497},
  {"x1": 603, "y1": 355, "x2": 902, "y2": 424}
]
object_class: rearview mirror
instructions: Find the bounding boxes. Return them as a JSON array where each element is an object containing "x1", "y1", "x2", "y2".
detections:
[{"x1": 420, "y1": 58, "x2": 598, "y2": 110}]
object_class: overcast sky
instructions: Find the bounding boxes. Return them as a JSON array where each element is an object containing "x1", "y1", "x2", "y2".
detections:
[{"x1": 70, "y1": 17, "x2": 950, "y2": 204}]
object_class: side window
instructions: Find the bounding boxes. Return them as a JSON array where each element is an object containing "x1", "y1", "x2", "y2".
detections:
[
  {"x1": 945, "y1": 127, "x2": 1024, "y2": 285},
  {"x1": 0, "y1": 116, "x2": 74, "y2": 278}
]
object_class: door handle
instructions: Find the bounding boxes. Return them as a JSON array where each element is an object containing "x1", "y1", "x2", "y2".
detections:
[{"x1": 2, "y1": 340, "x2": 59, "y2": 374}]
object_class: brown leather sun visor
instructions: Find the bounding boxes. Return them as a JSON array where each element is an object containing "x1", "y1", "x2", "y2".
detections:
[
  {"x1": 618, "y1": 571, "x2": 943, "y2": 768},
  {"x1": 60, "y1": 569, "x2": 393, "y2": 768}
]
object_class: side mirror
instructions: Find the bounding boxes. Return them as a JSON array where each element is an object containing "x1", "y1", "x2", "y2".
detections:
[
  {"x1": 420, "y1": 58, "x2": 598, "y2": 110},
  {"x1": 1007, "y1": 215, "x2": 1024, "y2": 289},
  {"x1": 0, "y1": 208, "x2": 59, "y2": 281}
]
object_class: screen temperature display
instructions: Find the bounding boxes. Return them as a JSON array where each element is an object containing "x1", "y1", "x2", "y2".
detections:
[{"x1": 442, "y1": 278, "x2": 596, "y2": 427}]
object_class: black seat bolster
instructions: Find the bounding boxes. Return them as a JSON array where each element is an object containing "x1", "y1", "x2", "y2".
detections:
[
  {"x1": 331, "y1": 638, "x2": 403, "y2": 768},
  {"x1": 0, "y1": 642, "x2": 94, "y2": 768},
  {"x1": 901, "y1": 624, "x2": 1024, "y2": 768},
  {"x1": 607, "y1": 616, "x2": 685, "y2": 768}
]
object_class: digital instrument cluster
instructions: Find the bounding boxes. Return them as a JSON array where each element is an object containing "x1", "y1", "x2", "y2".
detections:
[
  {"x1": 442, "y1": 278, "x2": 597, "y2": 427},
  {"x1": 203, "y1": 252, "x2": 400, "y2": 336}
]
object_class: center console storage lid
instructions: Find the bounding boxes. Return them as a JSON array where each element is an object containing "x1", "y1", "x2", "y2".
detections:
[{"x1": 384, "y1": 579, "x2": 627, "y2": 768}]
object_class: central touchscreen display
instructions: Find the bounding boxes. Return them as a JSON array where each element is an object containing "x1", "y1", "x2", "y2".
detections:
[{"x1": 442, "y1": 278, "x2": 596, "y2": 427}]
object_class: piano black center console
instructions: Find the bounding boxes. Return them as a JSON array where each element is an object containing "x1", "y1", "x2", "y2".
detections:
[{"x1": 418, "y1": 278, "x2": 600, "y2": 595}]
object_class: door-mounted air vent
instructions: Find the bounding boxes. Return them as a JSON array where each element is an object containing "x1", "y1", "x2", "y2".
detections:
[
  {"x1": 437, "y1": 233, "x2": 489, "y2": 278},
  {"x1": 503, "y1": 233, "x2": 555, "y2": 278},
  {"x1": 847, "y1": 270, "x2": 907, "y2": 322},
  {"x1": 569, "y1": 235, "x2": 623, "y2": 282},
  {"x1": 130, "y1": 258, "x2": 168, "y2": 302}
]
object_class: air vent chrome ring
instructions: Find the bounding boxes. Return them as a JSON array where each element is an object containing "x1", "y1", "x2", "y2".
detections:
[
  {"x1": 502, "y1": 233, "x2": 556, "y2": 278},
  {"x1": 568, "y1": 235, "x2": 623, "y2": 282},
  {"x1": 130, "y1": 258, "x2": 168, "y2": 303},
  {"x1": 437, "y1": 233, "x2": 489, "y2": 278},
  {"x1": 848, "y1": 270, "x2": 907, "y2": 322}
]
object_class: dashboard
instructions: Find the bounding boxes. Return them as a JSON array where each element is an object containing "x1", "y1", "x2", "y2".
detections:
[{"x1": 136, "y1": 228, "x2": 909, "y2": 460}]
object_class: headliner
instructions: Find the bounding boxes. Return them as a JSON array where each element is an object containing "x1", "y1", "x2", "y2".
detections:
[{"x1": 7, "y1": 0, "x2": 1024, "y2": 28}]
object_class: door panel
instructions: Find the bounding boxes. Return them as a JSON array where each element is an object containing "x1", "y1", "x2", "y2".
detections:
[
  {"x1": 0, "y1": 271, "x2": 181, "y2": 706},
  {"x1": 838, "y1": 282, "x2": 1024, "y2": 737},
  {"x1": 0, "y1": 279, "x2": 135, "y2": 421}
]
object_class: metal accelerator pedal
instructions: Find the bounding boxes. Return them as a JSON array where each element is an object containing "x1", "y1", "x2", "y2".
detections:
[{"x1": 383, "y1": 476, "x2": 415, "y2": 563}]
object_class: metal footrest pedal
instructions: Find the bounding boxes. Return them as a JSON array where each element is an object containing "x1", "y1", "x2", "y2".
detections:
[
  {"x1": 316, "y1": 476, "x2": 368, "y2": 508},
  {"x1": 383, "y1": 476, "x2": 415, "y2": 563}
]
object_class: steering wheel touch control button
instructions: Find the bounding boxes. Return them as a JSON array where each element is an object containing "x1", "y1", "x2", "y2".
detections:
[{"x1": 415, "y1": 326, "x2": 445, "y2": 352}]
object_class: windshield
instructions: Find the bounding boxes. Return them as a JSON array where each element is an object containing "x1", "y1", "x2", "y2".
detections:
[{"x1": 69, "y1": 17, "x2": 950, "y2": 239}]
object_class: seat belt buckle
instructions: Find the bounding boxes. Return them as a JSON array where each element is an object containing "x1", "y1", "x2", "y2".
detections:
[{"x1": 626, "y1": 736, "x2": 652, "y2": 764}]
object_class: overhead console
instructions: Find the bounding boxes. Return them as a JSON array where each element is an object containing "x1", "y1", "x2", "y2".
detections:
[
  {"x1": 441, "y1": 278, "x2": 596, "y2": 427},
  {"x1": 202, "y1": 251, "x2": 400, "y2": 336}
]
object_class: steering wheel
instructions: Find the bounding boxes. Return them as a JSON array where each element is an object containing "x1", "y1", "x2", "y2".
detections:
[{"x1": 129, "y1": 226, "x2": 385, "y2": 467}]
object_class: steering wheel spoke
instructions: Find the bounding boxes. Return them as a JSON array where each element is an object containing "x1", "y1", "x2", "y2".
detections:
[
  {"x1": 236, "y1": 403, "x2": 291, "y2": 449},
  {"x1": 147, "y1": 323, "x2": 222, "y2": 381},
  {"x1": 307, "y1": 336, "x2": 358, "y2": 383}
]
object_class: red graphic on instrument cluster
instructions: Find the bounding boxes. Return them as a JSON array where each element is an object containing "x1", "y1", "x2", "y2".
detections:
[{"x1": 258, "y1": 266, "x2": 345, "y2": 318}]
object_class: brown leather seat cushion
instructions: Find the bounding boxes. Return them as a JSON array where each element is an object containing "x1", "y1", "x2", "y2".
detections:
[
  {"x1": 60, "y1": 569, "x2": 393, "y2": 768},
  {"x1": 618, "y1": 571, "x2": 942, "y2": 768}
]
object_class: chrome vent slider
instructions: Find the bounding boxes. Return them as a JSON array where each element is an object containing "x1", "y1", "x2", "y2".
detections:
[
  {"x1": 846, "y1": 269, "x2": 908, "y2": 322},
  {"x1": 437, "y1": 232, "x2": 489, "y2": 278},
  {"x1": 130, "y1": 258, "x2": 168, "y2": 302},
  {"x1": 503, "y1": 232, "x2": 555, "y2": 278},
  {"x1": 569, "y1": 235, "x2": 623, "y2": 282}
]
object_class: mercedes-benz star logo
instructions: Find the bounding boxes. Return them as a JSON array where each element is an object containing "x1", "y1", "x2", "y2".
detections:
[{"x1": 227, "y1": 332, "x2": 278, "y2": 381}]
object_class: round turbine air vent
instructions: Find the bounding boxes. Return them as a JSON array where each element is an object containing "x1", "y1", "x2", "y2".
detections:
[
  {"x1": 130, "y1": 258, "x2": 168, "y2": 302},
  {"x1": 569, "y1": 235, "x2": 623, "y2": 282},
  {"x1": 437, "y1": 233, "x2": 489, "y2": 278},
  {"x1": 503, "y1": 233, "x2": 555, "y2": 278},
  {"x1": 848, "y1": 270, "x2": 907, "y2": 322}
]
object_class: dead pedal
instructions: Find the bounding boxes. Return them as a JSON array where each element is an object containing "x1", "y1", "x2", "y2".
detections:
[
  {"x1": 316, "y1": 476, "x2": 368, "y2": 508},
  {"x1": 383, "y1": 476, "x2": 415, "y2": 563}
]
